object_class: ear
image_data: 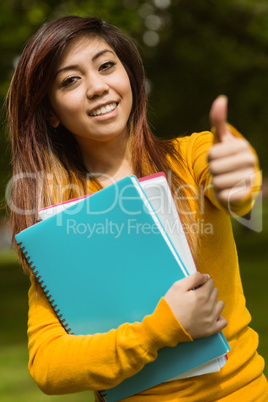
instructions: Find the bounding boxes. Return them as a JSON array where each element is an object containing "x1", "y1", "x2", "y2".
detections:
[{"x1": 47, "y1": 109, "x2": 60, "y2": 128}]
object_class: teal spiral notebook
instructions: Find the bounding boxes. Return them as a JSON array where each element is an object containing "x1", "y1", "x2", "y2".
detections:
[{"x1": 16, "y1": 175, "x2": 230, "y2": 402}]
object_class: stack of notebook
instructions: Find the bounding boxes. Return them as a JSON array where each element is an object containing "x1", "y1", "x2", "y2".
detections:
[{"x1": 16, "y1": 173, "x2": 230, "y2": 402}]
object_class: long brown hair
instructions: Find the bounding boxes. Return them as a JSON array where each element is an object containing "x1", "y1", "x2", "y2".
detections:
[{"x1": 7, "y1": 16, "x2": 197, "y2": 273}]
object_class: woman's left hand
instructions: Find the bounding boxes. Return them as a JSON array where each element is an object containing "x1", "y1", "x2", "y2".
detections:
[{"x1": 208, "y1": 95, "x2": 257, "y2": 204}]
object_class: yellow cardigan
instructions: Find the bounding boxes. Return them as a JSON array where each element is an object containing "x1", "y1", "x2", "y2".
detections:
[{"x1": 27, "y1": 131, "x2": 268, "y2": 401}]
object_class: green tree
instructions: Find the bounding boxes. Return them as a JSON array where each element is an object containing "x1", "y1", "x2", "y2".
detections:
[{"x1": 1, "y1": 0, "x2": 268, "y2": 216}]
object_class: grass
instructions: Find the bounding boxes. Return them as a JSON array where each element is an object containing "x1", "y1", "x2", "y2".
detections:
[
  {"x1": 0, "y1": 250, "x2": 94, "y2": 402},
  {"x1": 0, "y1": 344, "x2": 92, "y2": 402},
  {"x1": 0, "y1": 201, "x2": 267, "y2": 400}
]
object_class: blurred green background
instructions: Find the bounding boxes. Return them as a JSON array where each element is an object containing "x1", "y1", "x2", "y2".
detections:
[{"x1": 1, "y1": 0, "x2": 267, "y2": 401}]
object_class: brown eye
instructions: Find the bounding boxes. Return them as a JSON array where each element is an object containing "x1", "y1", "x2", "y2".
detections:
[
  {"x1": 99, "y1": 61, "x2": 116, "y2": 71},
  {"x1": 61, "y1": 76, "x2": 80, "y2": 87}
]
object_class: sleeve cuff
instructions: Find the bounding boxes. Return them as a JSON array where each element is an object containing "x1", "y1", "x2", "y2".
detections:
[{"x1": 133, "y1": 298, "x2": 193, "y2": 358}]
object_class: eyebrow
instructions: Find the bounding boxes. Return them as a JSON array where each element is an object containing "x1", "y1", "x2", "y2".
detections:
[{"x1": 55, "y1": 49, "x2": 115, "y2": 77}]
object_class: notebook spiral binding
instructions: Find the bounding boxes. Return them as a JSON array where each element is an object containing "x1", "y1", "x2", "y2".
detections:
[
  {"x1": 17, "y1": 241, "x2": 74, "y2": 335},
  {"x1": 19, "y1": 241, "x2": 108, "y2": 401}
]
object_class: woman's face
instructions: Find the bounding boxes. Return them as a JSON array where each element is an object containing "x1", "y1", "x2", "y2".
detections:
[{"x1": 48, "y1": 36, "x2": 133, "y2": 145}]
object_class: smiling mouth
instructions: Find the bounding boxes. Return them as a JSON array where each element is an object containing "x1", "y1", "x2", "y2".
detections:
[{"x1": 89, "y1": 102, "x2": 118, "y2": 117}]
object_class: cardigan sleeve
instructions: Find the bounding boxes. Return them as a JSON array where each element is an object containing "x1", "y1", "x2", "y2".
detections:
[
  {"x1": 27, "y1": 277, "x2": 192, "y2": 395},
  {"x1": 181, "y1": 127, "x2": 261, "y2": 217}
]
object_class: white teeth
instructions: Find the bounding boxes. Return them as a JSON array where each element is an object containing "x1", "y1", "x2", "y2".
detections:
[{"x1": 90, "y1": 102, "x2": 117, "y2": 117}]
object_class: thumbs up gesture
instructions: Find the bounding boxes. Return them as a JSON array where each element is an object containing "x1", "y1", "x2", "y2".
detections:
[{"x1": 207, "y1": 96, "x2": 257, "y2": 204}]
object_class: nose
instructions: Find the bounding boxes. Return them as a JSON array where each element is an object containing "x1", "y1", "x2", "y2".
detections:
[{"x1": 86, "y1": 75, "x2": 109, "y2": 99}]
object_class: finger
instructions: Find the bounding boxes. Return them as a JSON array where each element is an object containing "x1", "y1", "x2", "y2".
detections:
[
  {"x1": 209, "y1": 151, "x2": 257, "y2": 176},
  {"x1": 214, "y1": 315, "x2": 228, "y2": 333},
  {"x1": 215, "y1": 186, "x2": 252, "y2": 204},
  {"x1": 193, "y1": 278, "x2": 216, "y2": 303},
  {"x1": 209, "y1": 95, "x2": 231, "y2": 143},
  {"x1": 208, "y1": 138, "x2": 250, "y2": 161},
  {"x1": 198, "y1": 277, "x2": 215, "y2": 293},
  {"x1": 200, "y1": 285, "x2": 219, "y2": 307},
  {"x1": 212, "y1": 168, "x2": 254, "y2": 190},
  {"x1": 180, "y1": 272, "x2": 210, "y2": 291},
  {"x1": 214, "y1": 300, "x2": 225, "y2": 318},
  {"x1": 210, "y1": 287, "x2": 219, "y2": 305},
  {"x1": 208, "y1": 303, "x2": 227, "y2": 335}
]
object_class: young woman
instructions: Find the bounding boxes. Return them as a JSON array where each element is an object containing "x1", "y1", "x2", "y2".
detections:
[{"x1": 7, "y1": 16, "x2": 267, "y2": 401}]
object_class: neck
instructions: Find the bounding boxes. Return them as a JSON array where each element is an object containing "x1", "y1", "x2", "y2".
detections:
[{"x1": 76, "y1": 133, "x2": 134, "y2": 187}]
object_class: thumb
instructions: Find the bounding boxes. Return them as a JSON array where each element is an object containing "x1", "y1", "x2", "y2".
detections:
[
  {"x1": 181, "y1": 272, "x2": 210, "y2": 291},
  {"x1": 209, "y1": 95, "x2": 230, "y2": 143}
]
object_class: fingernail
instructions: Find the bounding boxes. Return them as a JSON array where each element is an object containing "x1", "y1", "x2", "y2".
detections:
[{"x1": 218, "y1": 94, "x2": 228, "y2": 101}]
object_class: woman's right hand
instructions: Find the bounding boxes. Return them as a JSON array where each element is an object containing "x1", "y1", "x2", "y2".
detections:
[{"x1": 164, "y1": 272, "x2": 227, "y2": 339}]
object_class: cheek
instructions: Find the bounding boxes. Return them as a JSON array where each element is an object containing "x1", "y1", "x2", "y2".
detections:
[
  {"x1": 112, "y1": 67, "x2": 133, "y2": 103},
  {"x1": 120, "y1": 75, "x2": 133, "y2": 110},
  {"x1": 58, "y1": 95, "x2": 83, "y2": 116},
  {"x1": 50, "y1": 91, "x2": 84, "y2": 122}
]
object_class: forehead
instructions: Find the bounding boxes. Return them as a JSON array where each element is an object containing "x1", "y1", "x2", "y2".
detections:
[{"x1": 57, "y1": 36, "x2": 115, "y2": 66}]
